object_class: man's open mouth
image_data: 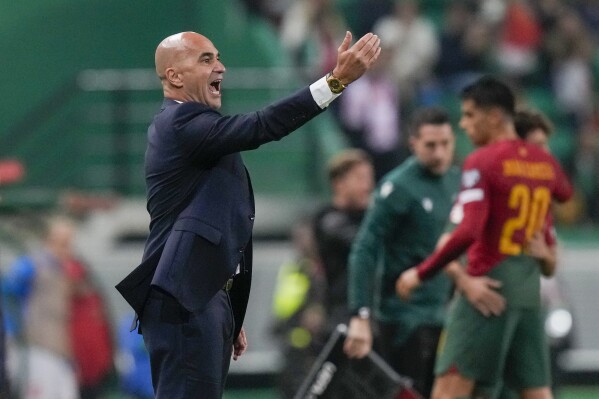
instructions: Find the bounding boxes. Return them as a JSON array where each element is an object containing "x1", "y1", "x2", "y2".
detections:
[{"x1": 209, "y1": 79, "x2": 222, "y2": 94}]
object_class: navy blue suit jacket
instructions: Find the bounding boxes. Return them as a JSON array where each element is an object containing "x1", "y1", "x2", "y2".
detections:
[{"x1": 116, "y1": 86, "x2": 324, "y2": 338}]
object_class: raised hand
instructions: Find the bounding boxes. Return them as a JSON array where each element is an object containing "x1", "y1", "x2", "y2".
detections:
[{"x1": 332, "y1": 32, "x2": 381, "y2": 86}]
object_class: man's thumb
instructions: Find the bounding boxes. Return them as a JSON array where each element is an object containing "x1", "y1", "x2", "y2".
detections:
[{"x1": 339, "y1": 31, "x2": 352, "y2": 52}]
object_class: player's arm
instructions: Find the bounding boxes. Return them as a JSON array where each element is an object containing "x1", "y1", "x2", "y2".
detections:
[
  {"x1": 542, "y1": 246, "x2": 557, "y2": 276},
  {"x1": 439, "y1": 217, "x2": 506, "y2": 317},
  {"x1": 417, "y1": 189, "x2": 487, "y2": 278},
  {"x1": 396, "y1": 203, "x2": 483, "y2": 299},
  {"x1": 527, "y1": 214, "x2": 558, "y2": 276},
  {"x1": 397, "y1": 162, "x2": 490, "y2": 299}
]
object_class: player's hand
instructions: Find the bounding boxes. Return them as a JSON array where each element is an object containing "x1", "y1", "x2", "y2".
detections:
[
  {"x1": 525, "y1": 232, "x2": 556, "y2": 276},
  {"x1": 332, "y1": 31, "x2": 381, "y2": 85},
  {"x1": 396, "y1": 267, "x2": 421, "y2": 300},
  {"x1": 525, "y1": 232, "x2": 549, "y2": 260},
  {"x1": 233, "y1": 327, "x2": 248, "y2": 361},
  {"x1": 458, "y1": 275, "x2": 506, "y2": 317},
  {"x1": 343, "y1": 317, "x2": 372, "y2": 359}
]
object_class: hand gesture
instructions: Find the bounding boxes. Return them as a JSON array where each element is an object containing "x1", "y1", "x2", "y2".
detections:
[{"x1": 332, "y1": 32, "x2": 381, "y2": 86}]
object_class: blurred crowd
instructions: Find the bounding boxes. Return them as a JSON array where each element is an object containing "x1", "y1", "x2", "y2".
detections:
[
  {"x1": 243, "y1": 0, "x2": 599, "y2": 224},
  {"x1": 0, "y1": 215, "x2": 153, "y2": 399}
]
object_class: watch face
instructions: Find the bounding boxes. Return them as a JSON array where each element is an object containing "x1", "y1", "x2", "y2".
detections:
[{"x1": 327, "y1": 76, "x2": 344, "y2": 93}]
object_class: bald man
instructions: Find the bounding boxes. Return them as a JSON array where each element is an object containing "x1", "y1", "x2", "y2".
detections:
[{"x1": 116, "y1": 31, "x2": 380, "y2": 398}]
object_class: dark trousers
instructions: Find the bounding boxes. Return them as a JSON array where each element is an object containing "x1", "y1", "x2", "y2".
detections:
[
  {"x1": 378, "y1": 323, "x2": 442, "y2": 399},
  {"x1": 141, "y1": 287, "x2": 235, "y2": 399}
]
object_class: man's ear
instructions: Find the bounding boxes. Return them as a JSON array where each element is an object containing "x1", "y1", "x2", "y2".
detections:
[
  {"x1": 489, "y1": 107, "x2": 504, "y2": 127},
  {"x1": 165, "y1": 68, "x2": 183, "y2": 88}
]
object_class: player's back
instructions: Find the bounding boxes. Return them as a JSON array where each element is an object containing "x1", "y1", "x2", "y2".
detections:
[{"x1": 464, "y1": 139, "x2": 572, "y2": 277}]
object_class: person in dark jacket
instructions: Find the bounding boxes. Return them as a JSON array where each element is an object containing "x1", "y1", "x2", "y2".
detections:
[
  {"x1": 313, "y1": 149, "x2": 374, "y2": 331},
  {"x1": 115, "y1": 30, "x2": 381, "y2": 399}
]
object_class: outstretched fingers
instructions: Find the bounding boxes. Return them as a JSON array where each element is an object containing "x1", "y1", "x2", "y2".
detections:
[
  {"x1": 365, "y1": 37, "x2": 381, "y2": 65},
  {"x1": 332, "y1": 31, "x2": 382, "y2": 85},
  {"x1": 353, "y1": 34, "x2": 381, "y2": 67},
  {"x1": 352, "y1": 32, "x2": 374, "y2": 52}
]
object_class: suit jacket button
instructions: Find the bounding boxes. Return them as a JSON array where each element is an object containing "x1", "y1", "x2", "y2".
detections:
[
  {"x1": 239, "y1": 247, "x2": 245, "y2": 252},
  {"x1": 249, "y1": 214, "x2": 255, "y2": 221}
]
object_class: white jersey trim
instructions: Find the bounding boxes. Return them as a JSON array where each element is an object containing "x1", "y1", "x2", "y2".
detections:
[{"x1": 459, "y1": 188, "x2": 484, "y2": 204}]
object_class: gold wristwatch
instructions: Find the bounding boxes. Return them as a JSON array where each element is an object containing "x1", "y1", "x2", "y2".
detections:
[{"x1": 326, "y1": 71, "x2": 347, "y2": 94}]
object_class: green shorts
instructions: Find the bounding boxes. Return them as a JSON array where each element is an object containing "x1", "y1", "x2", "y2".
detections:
[{"x1": 435, "y1": 295, "x2": 550, "y2": 397}]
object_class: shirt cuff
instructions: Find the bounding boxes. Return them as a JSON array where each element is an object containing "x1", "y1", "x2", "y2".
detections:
[{"x1": 309, "y1": 75, "x2": 341, "y2": 109}]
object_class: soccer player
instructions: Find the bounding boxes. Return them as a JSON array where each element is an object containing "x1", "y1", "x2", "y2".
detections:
[
  {"x1": 444, "y1": 109, "x2": 562, "y2": 399},
  {"x1": 397, "y1": 77, "x2": 573, "y2": 399},
  {"x1": 444, "y1": 109, "x2": 558, "y2": 315},
  {"x1": 514, "y1": 109, "x2": 558, "y2": 277}
]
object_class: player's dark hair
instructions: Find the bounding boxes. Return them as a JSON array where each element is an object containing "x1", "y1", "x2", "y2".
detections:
[
  {"x1": 409, "y1": 106, "x2": 451, "y2": 137},
  {"x1": 460, "y1": 76, "x2": 515, "y2": 117},
  {"x1": 328, "y1": 149, "x2": 372, "y2": 183},
  {"x1": 514, "y1": 109, "x2": 553, "y2": 139}
]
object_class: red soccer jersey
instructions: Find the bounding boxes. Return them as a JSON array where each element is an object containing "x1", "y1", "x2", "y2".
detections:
[{"x1": 417, "y1": 139, "x2": 572, "y2": 279}]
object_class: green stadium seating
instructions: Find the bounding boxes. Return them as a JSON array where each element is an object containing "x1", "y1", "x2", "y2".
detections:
[{"x1": 0, "y1": 0, "x2": 345, "y2": 209}]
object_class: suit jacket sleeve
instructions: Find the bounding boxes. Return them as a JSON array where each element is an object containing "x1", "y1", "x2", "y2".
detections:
[{"x1": 173, "y1": 87, "x2": 324, "y2": 163}]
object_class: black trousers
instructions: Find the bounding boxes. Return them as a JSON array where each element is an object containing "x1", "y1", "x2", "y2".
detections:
[
  {"x1": 141, "y1": 287, "x2": 235, "y2": 399},
  {"x1": 378, "y1": 323, "x2": 442, "y2": 399}
]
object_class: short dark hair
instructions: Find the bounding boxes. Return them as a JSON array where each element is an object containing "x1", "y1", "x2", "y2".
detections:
[
  {"x1": 460, "y1": 76, "x2": 515, "y2": 117},
  {"x1": 514, "y1": 109, "x2": 553, "y2": 139},
  {"x1": 328, "y1": 149, "x2": 372, "y2": 183},
  {"x1": 409, "y1": 106, "x2": 451, "y2": 137}
]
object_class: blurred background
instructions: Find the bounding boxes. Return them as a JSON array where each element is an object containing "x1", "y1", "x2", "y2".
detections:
[{"x1": 0, "y1": 0, "x2": 598, "y2": 398}]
